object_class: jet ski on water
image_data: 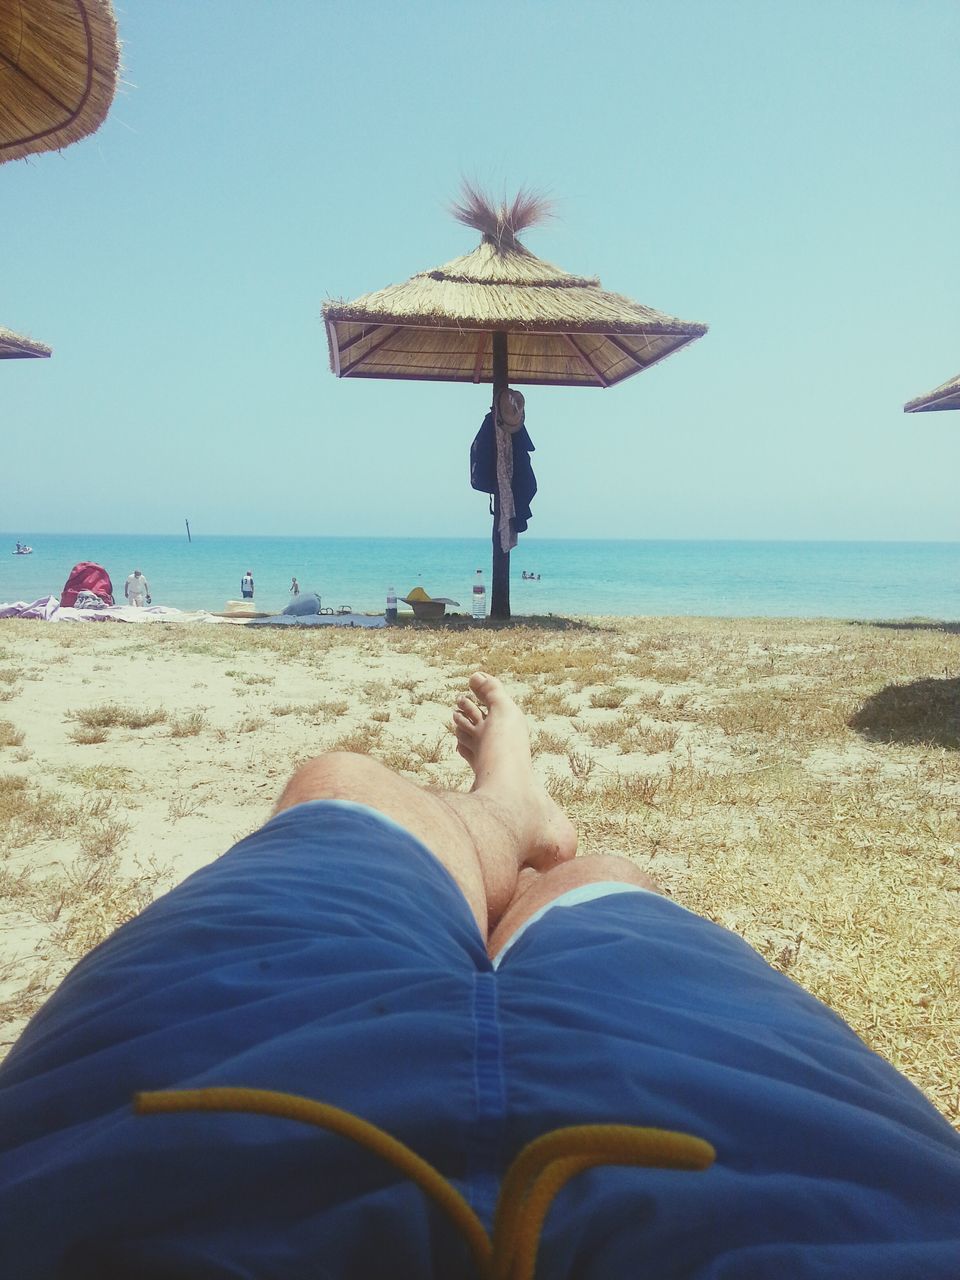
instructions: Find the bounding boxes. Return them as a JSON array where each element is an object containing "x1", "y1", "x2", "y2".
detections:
[{"x1": 13, "y1": 542, "x2": 33, "y2": 555}]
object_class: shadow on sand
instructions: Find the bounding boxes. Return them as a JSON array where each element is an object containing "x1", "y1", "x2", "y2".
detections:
[
  {"x1": 850, "y1": 677, "x2": 960, "y2": 750},
  {"x1": 858, "y1": 619, "x2": 960, "y2": 636},
  {"x1": 393, "y1": 613, "x2": 609, "y2": 634}
]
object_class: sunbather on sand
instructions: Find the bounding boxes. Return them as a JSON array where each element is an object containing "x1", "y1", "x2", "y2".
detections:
[{"x1": 0, "y1": 674, "x2": 958, "y2": 1277}]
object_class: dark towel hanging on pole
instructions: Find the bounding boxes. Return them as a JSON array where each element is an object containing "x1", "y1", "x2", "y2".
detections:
[{"x1": 470, "y1": 412, "x2": 537, "y2": 537}]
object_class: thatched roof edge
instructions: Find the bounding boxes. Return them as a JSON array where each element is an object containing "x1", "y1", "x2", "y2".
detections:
[
  {"x1": 0, "y1": 0, "x2": 120, "y2": 164},
  {"x1": 321, "y1": 314, "x2": 707, "y2": 388},
  {"x1": 320, "y1": 359, "x2": 704, "y2": 390},
  {"x1": 904, "y1": 372, "x2": 960, "y2": 414},
  {"x1": 0, "y1": 325, "x2": 52, "y2": 358}
]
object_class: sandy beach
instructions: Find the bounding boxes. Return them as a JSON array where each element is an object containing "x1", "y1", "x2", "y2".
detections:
[{"x1": 1, "y1": 615, "x2": 957, "y2": 1128}]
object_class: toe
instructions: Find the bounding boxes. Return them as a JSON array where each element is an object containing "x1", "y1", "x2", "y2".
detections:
[
  {"x1": 469, "y1": 671, "x2": 503, "y2": 705},
  {"x1": 453, "y1": 709, "x2": 478, "y2": 736},
  {"x1": 456, "y1": 695, "x2": 483, "y2": 726}
]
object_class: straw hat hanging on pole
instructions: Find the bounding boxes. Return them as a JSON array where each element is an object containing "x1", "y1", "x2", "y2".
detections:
[
  {"x1": 323, "y1": 184, "x2": 707, "y2": 619},
  {"x1": 904, "y1": 373, "x2": 960, "y2": 414},
  {"x1": 0, "y1": 0, "x2": 119, "y2": 164}
]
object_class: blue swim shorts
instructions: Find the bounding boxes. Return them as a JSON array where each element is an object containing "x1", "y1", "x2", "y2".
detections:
[{"x1": 1, "y1": 800, "x2": 958, "y2": 1278}]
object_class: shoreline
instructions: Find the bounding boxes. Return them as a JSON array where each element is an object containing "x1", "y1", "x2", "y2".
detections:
[
  {"x1": 2, "y1": 602, "x2": 960, "y2": 628},
  {"x1": 1, "y1": 615, "x2": 958, "y2": 1128},
  {"x1": 5, "y1": 535, "x2": 960, "y2": 621}
]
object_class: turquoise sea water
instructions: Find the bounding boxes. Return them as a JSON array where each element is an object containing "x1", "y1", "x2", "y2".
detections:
[{"x1": 2, "y1": 533, "x2": 959, "y2": 619}]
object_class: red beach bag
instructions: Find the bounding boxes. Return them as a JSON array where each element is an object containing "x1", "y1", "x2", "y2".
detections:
[{"x1": 60, "y1": 562, "x2": 114, "y2": 608}]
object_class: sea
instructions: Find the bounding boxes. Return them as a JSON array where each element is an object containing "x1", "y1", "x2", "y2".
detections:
[{"x1": 2, "y1": 533, "x2": 960, "y2": 620}]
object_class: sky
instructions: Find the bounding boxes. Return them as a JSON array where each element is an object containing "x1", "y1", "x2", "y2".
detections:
[{"x1": 3, "y1": 0, "x2": 959, "y2": 541}]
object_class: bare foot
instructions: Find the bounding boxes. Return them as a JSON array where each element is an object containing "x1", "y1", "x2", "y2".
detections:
[{"x1": 452, "y1": 672, "x2": 578, "y2": 870}]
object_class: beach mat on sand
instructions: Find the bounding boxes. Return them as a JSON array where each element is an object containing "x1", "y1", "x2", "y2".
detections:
[{"x1": 245, "y1": 613, "x2": 386, "y2": 629}]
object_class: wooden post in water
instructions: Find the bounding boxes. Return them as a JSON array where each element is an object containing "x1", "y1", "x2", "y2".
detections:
[
  {"x1": 185, "y1": 518, "x2": 192, "y2": 543},
  {"x1": 490, "y1": 331, "x2": 510, "y2": 620}
]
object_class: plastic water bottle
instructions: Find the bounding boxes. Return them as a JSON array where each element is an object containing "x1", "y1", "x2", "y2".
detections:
[
  {"x1": 385, "y1": 585, "x2": 397, "y2": 623},
  {"x1": 472, "y1": 569, "x2": 486, "y2": 620}
]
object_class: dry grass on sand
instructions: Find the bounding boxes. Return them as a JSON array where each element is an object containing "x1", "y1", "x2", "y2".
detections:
[{"x1": 0, "y1": 615, "x2": 958, "y2": 1129}]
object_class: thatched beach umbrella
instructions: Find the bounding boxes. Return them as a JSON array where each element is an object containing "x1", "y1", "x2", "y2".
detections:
[
  {"x1": 323, "y1": 188, "x2": 707, "y2": 618},
  {"x1": 0, "y1": 325, "x2": 50, "y2": 359},
  {"x1": 904, "y1": 373, "x2": 960, "y2": 415},
  {"x1": 2, "y1": 0, "x2": 120, "y2": 358},
  {"x1": 0, "y1": 0, "x2": 119, "y2": 164}
]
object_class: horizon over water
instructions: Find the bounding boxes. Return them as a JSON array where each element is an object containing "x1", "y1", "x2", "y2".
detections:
[{"x1": 2, "y1": 532, "x2": 959, "y2": 620}]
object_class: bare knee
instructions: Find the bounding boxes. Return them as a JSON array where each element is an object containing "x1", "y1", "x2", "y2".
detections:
[
  {"x1": 556, "y1": 854, "x2": 660, "y2": 894},
  {"x1": 273, "y1": 751, "x2": 392, "y2": 814},
  {"x1": 487, "y1": 853, "x2": 660, "y2": 958}
]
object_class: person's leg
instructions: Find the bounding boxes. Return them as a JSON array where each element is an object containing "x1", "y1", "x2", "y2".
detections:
[
  {"x1": 273, "y1": 672, "x2": 577, "y2": 938},
  {"x1": 486, "y1": 854, "x2": 661, "y2": 958},
  {"x1": 447, "y1": 686, "x2": 657, "y2": 953}
]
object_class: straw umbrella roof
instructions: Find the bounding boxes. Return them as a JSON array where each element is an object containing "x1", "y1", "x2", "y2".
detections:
[
  {"x1": 324, "y1": 190, "x2": 707, "y2": 387},
  {"x1": 0, "y1": 325, "x2": 50, "y2": 358},
  {"x1": 904, "y1": 372, "x2": 960, "y2": 414},
  {"x1": 0, "y1": 0, "x2": 119, "y2": 164}
]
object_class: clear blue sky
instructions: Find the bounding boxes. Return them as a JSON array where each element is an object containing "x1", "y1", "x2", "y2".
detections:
[{"x1": 4, "y1": 0, "x2": 959, "y2": 540}]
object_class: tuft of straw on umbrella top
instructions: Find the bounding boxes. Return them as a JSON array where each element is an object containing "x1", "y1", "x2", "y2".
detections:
[
  {"x1": 450, "y1": 182, "x2": 555, "y2": 253},
  {"x1": 0, "y1": 0, "x2": 120, "y2": 164}
]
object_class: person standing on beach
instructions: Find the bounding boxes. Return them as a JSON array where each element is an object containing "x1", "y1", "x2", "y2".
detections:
[
  {"x1": 124, "y1": 569, "x2": 150, "y2": 607},
  {"x1": 241, "y1": 570, "x2": 254, "y2": 600},
  {"x1": 290, "y1": 577, "x2": 300, "y2": 597}
]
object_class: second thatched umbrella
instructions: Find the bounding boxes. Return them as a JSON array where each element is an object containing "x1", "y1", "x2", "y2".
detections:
[
  {"x1": 324, "y1": 189, "x2": 707, "y2": 617},
  {"x1": 0, "y1": 325, "x2": 51, "y2": 360},
  {"x1": 904, "y1": 373, "x2": 960, "y2": 415}
]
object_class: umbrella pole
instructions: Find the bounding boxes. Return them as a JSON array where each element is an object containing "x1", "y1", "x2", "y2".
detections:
[{"x1": 491, "y1": 331, "x2": 510, "y2": 620}]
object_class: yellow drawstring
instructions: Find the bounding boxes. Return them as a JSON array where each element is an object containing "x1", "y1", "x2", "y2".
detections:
[
  {"x1": 135, "y1": 1087, "x2": 715, "y2": 1280},
  {"x1": 492, "y1": 1125, "x2": 715, "y2": 1280}
]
